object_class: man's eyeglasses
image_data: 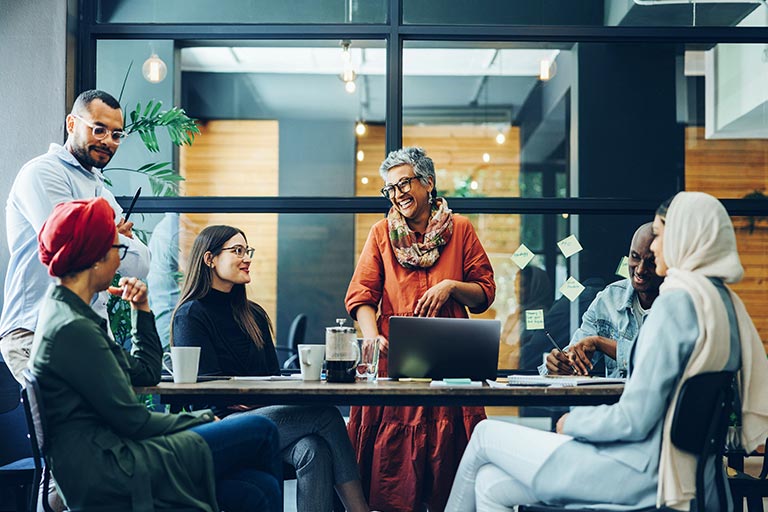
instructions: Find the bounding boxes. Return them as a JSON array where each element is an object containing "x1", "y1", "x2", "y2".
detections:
[
  {"x1": 112, "y1": 244, "x2": 129, "y2": 260},
  {"x1": 221, "y1": 245, "x2": 255, "y2": 259},
  {"x1": 72, "y1": 114, "x2": 127, "y2": 144},
  {"x1": 381, "y1": 176, "x2": 418, "y2": 199}
]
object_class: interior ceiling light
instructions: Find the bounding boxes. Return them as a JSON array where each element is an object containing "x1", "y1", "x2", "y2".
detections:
[
  {"x1": 355, "y1": 121, "x2": 367, "y2": 136},
  {"x1": 495, "y1": 130, "x2": 506, "y2": 145},
  {"x1": 340, "y1": 40, "x2": 357, "y2": 94},
  {"x1": 482, "y1": 152, "x2": 491, "y2": 163},
  {"x1": 142, "y1": 53, "x2": 168, "y2": 83},
  {"x1": 357, "y1": 150, "x2": 365, "y2": 162}
]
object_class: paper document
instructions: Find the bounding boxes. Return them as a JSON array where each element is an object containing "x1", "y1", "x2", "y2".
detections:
[
  {"x1": 506, "y1": 375, "x2": 626, "y2": 387},
  {"x1": 231, "y1": 375, "x2": 302, "y2": 381}
]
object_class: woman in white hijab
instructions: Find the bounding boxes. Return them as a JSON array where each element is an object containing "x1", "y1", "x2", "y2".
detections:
[{"x1": 445, "y1": 191, "x2": 768, "y2": 512}]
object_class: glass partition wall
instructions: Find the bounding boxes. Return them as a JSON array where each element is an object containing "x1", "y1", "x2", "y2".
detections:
[{"x1": 81, "y1": 1, "x2": 768, "y2": 387}]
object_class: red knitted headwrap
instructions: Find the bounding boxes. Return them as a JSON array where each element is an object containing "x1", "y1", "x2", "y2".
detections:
[{"x1": 38, "y1": 198, "x2": 117, "y2": 277}]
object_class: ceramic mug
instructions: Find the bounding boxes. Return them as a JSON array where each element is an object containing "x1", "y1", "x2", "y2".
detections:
[{"x1": 162, "y1": 346, "x2": 201, "y2": 384}]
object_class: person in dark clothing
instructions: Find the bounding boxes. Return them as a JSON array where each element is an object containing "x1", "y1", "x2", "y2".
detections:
[{"x1": 171, "y1": 224, "x2": 371, "y2": 512}]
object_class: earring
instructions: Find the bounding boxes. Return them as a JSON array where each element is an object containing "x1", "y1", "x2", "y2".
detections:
[{"x1": 428, "y1": 195, "x2": 434, "y2": 205}]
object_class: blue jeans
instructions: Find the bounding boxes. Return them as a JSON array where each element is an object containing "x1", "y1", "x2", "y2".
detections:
[{"x1": 191, "y1": 414, "x2": 283, "y2": 512}]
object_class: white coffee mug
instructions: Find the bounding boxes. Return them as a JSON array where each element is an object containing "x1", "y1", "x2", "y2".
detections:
[
  {"x1": 298, "y1": 344, "x2": 325, "y2": 381},
  {"x1": 162, "y1": 346, "x2": 201, "y2": 384}
]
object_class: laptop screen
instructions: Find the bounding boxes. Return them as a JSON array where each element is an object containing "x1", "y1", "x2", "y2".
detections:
[{"x1": 387, "y1": 316, "x2": 500, "y2": 380}]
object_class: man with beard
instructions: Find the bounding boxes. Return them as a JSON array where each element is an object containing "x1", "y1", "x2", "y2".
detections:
[
  {"x1": 0, "y1": 89, "x2": 150, "y2": 384},
  {"x1": 543, "y1": 222, "x2": 662, "y2": 378}
]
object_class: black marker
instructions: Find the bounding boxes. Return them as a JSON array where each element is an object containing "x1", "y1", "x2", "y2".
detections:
[{"x1": 123, "y1": 187, "x2": 141, "y2": 222}]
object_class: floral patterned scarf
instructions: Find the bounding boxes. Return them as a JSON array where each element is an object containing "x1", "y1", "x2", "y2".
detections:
[{"x1": 388, "y1": 197, "x2": 453, "y2": 269}]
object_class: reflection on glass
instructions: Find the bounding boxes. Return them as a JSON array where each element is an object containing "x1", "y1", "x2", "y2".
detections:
[
  {"x1": 402, "y1": 0, "x2": 765, "y2": 27},
  {"x1": 98, "y1": 0, "x2": 387, "y2": 24}
]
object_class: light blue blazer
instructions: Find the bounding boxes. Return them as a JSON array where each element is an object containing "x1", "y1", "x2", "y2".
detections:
[{"x1": 531, "y1": 280, "x2": 740, "y2": 511}]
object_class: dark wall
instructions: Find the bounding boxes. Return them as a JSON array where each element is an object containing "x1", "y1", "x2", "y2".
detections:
[
  {"x1": 276, "y1": 120, "x2": 357, "y2": 349},
  {"x1": 575, "y1": 43, "x2": 684, "y2": 282}
]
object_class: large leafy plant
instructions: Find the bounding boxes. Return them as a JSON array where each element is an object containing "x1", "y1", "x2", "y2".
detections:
[{"x1": 105, "y1": 65, "x2": 200, "y2": 351}]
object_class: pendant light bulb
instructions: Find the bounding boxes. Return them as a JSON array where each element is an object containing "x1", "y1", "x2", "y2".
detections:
[
  {"x1": 495, "y1": 131, "x2": 506, "y2": 145},
  {"x1": 142, "y1": 54, "x2": 167, "y2": 83},
  {"x1": 355, "y1": 121, "x2": 367, "y2": 136}
]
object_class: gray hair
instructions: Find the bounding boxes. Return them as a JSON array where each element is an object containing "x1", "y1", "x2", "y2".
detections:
[{"x1": 379, "y1": 147, "x2": 437, "y2": 201}]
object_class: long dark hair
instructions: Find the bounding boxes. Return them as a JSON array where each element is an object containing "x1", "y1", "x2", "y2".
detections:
[{"x1": 171, "y1": 225, "x2": 272, "y2": 348}]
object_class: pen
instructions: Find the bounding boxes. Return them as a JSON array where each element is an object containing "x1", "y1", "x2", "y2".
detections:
[
  {"x1": 544, "y1": 330, "x2": 565, "y2": 352},
  {"x1": 123, "y1": 187, "x2": 142, "y2": 222},
  {"x1": 545, "y1": 330, "x2": 578, "y2": 374}
]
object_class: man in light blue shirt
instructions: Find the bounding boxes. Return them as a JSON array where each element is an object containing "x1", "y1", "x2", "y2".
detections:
[
  {"x1": 0, "y1": 89, "x2": 149, "y2": 384},
  {"x1": 543, "y1": 222, "x2": 662, "y2": 377}
]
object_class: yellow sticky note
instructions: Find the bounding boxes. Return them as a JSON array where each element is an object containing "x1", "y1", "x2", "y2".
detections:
[
  {"x1": 616, "y1": 256, "x2": 630, "y2": 279},
  {"x1": 557, "y1": 235, "x2": 583, "y2": 258},
  {"x1": 560, "y1": 277, "x2": 585, "y2": 302},
  {"x1": 525, "y1": 309, "x2": 545, "y2": 330},
  {"x1": 511, "y1": 244, "x2": 535, "y2": 269}
]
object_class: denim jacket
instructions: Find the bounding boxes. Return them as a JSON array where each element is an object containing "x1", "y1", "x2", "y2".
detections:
[{"x1": 567, "y1": 278, "x2": 640, "y2": 378}]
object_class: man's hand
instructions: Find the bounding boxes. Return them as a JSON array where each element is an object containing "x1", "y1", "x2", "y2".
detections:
[
  {"x1": 117, "y1": 217, "x2": 134, "y2": 239},
  {"x1": 556, "y1": 413, "x2": 569, "y2": 434},
  {"x1": 567, "y1": 337, "x2": 599, "y2": 375},
  {"x1": 545, "y1": 349, "x2": 574, "y2": 375},
  {"x1": 414, "y1": 280, "x2": 455, "y2": 317}
]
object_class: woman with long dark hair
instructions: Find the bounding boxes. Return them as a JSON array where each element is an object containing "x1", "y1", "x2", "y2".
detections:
[{"x1": 171, "y1": 224, "x2": 371, "y2": 512}]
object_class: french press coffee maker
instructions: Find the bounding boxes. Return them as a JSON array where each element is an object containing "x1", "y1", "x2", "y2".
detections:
[{"x1": 325, "y1": 318, "x2": 360, "y2": 383}]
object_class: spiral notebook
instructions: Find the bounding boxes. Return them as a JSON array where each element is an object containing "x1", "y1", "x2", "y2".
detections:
[{"x1": 506, "y1": 375, "x2": 626, "y2": 387}]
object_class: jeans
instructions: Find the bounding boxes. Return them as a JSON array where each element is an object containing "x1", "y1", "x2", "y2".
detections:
[
  {"x1": 191, "y1": 414, "x2": 283, "y2": 512},
  {"x1": 228, "y1": 405, "x2": 360, "y2": 512},
  {"x1": 445, "y1": 420, "x2": 572, "y2": 511}
]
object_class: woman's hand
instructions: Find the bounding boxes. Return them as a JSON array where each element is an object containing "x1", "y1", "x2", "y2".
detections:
[
  {"x1": 116, "y1": 218, "x2": 134, "y2": 239},
  {"x1": 415, "y1": 280, "x2": 455, "y2": 317},
  {"x1": 108, "y1": 277, "x2": 150, "y2": 312},
  {"x1": 377, "y1": 335, "x2": 389, "y2": 356},
  {"x1": 556, "y1": 413, "x2": 569, "y2": 434}
]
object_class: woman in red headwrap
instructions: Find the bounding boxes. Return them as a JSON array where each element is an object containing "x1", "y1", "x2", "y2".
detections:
[{"x1": 30, "y1": 197, "x2": 282, "y2": 512}]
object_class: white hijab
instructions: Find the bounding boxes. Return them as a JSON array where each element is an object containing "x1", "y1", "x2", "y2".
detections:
[{"x1": 657, "y1": 192, "x2": 768, "y2": 510}]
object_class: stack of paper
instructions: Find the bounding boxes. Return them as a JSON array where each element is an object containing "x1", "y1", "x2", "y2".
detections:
[{"x1": 506, "y1": 375, "x2": 626, "y2": 387}]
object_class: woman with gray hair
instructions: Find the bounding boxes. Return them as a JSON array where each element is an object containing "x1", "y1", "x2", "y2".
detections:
[{"x1": 345, "y1": 147, "x2": 496, "y2": 511}]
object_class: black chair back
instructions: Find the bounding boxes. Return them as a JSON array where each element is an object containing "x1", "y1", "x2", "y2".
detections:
[
  {"x1": 670, "y1": 370, "x2": 735, "y2": 512},
  {"x1": 22, "y1": 369, "x2": 54, "y2": 512},
  {"x1": 281, "y1": 313, "x2": 308, "y2": 370}
]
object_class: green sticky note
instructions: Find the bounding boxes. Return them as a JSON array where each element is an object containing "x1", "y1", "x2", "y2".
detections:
[
  {"x1": 443, "y1": 378, "x2": 472, "y2": 385},
  {"x1": 525, "y1": 309, "x2": 545, "y2": 330},
  {"x1": 616, "y1": 256, "x2": 630, "y2": 278}
]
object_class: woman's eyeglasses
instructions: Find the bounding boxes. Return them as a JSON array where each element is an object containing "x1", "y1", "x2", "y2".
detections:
[
  {"x1": 381, "y1": 176, "x2": 418, "y2": 199},
  {"x1": 72, "y1": 114, "x2": 127, "y2": 144},
  {"x1": 221, "y1": 245, "x2": 255, "y2": 259},
  {"x1": 112, "y1": 244, "x2": 129, "y2": 260}
]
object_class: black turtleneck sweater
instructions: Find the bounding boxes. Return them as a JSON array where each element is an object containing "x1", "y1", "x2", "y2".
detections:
[{"x1": 172, "y1": 288, "x2": 279, "y2": 376}]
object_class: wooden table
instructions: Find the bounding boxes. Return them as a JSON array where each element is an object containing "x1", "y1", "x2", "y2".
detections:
[{"x1": 137, "y1": 378, "x2": 624, "y2": 409}]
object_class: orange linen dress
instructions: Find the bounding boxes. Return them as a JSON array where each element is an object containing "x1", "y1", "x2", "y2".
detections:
[{"x1": 345, "y1": 214, "x2": 496, "y2": 512}]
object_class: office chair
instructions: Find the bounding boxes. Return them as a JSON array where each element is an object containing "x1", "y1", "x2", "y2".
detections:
[
  {"x1": 278, "y1": 313, "x2": 307, "y2": 370},
  {"x1": 517, "y1": 371, "x2": 735, "y2": 512},
  {"x1": 727, "y1": 436, "x2": 768, "y2": 512},
  {"x1": 0, "y1": 362, "x2": 36, "y2": 512},
  {"x1": 21, "y1": 369, "x2": 54, "y2": 512}
]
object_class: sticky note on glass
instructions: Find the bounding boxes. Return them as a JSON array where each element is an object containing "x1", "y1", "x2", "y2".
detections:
[
  {"x1": 512, "y1": 244, "x2": 535, "y2": 269},
  {"x1": 525, "y1": 309, "x2": 545, "y2": 330},
  {"x1": 616, "y1": 256, "x2": 630, "y2": 278},
  {"x1": 557, "y1": 235, "x2": 583, "y2": 258},
  {"x1": 560, "y1": 277, "x2": 585, "y2": 302}
]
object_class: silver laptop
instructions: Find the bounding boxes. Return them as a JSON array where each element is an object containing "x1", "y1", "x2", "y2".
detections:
[{"x1": 388, "y1": 316, "x2": 501, "y2": 380}]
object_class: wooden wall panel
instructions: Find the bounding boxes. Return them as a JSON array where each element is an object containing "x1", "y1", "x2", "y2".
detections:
[
  {"x1": 179, "y1": 120, "x2": 279, "y2": 326},
  {"x1": 685, "y1": 126, "x2": 768, "y2": 347}
]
